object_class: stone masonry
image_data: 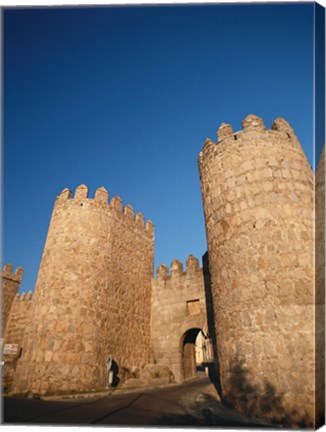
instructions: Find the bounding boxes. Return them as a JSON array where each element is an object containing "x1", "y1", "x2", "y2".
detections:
[
  {"x1": 1, "y1": 114, "x2": 323, "y2": 428},
  {"x1": 198, "y1": 114, "x2": 315, "y2": 425},
  {"x1": 2, "y1": 291, "x2": 33, "y2": 390},
  {"x1": 1, "y1": 264, "x2": 23, "y2": 335},
  {"x1": 9, "y1": 185, "x2": 154, "y2": 395},
  {"x1": 315, "y1": 145, "x2": 325, "y2": 424},
  {"x1": 152, "y1": 255, "x2": 209, "y2": 383}
]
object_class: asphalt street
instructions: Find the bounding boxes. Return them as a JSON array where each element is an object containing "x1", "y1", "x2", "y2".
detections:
[{"x1": 2, "y1": 377, "x2": 272, "y2": 428}]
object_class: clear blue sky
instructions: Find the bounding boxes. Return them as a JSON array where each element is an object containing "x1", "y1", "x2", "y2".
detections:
[{"x1": 3, "y1": 3, "x2": 317, "y2": 293}]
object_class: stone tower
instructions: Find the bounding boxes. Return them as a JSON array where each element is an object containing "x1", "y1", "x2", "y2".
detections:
[
  {"x1": 198, "y1": 115, "x2": 314, "y2": 424},
  {"x1": 12, "y1": 185, "x2": 154, "y2": 395},
  {"x1": 315, "y1": 145, "x2": 325, "y2": 425}
]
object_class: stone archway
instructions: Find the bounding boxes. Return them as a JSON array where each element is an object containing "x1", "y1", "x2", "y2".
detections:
[{"x1": 182, "y1": 328, "x2": 206, "y2": 380}]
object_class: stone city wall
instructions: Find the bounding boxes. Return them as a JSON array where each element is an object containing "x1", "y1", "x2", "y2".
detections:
[
  {"x1": 1, "y1": 264, "x2": 23, "y2": 335},
  {"x1": 11, "y1": 185, "x2": 154, "y2": 395},
  {"x1": 4, "y1": 291, "x2": 33, "y2": 347},
  {"x1": 106, "y1": 194, "x2": 154, "y2": 381},
  {"x1": 198, "y1": 115, "x2": 315, "y2": 425},
  {"x1": 2, "y1": 114, "x2": 320, "y2": 427},
  {"x1": 151, "y1": 255, "x2": 208, "y2": 382},
  {"x1": 2, "y1": 292, "x2": 33, "y2": 390}
]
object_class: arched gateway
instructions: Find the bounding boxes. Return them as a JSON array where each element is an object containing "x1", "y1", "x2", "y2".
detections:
[
  {"x1": 151, "y1": 255, "x2": 213, "y2": 382},
  {"x1": 182, "y1": 328, "x2": 213, "y2": 380}
]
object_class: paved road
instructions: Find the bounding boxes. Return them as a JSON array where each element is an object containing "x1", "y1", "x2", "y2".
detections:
[{"x1": 2, "y1": 378, "x2": 272, "y2": 427}]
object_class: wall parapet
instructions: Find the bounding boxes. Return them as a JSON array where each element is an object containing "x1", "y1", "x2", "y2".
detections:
[
  {"x1": 2, "y1": 264, "x2": 25, "y2": 336},
  {"x1": 15, "y1": 291, "x2": 33, "y2": 302},
  {"x1": 155, "y1": 255, "x2": 201, "y2": 281},
  {"x1": 55, "y1": 184, "x2": 154, "y2": 237},
  {"x1": 1, "y1": 264, "x2": 24, "y2": 283},
  {"x1": 198, "y1": 114, "x2": 303, "y2": 168}
]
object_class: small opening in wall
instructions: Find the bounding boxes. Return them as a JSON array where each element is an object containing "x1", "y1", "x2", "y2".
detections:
[
  {"x1": 253, "y1": 222, "x2": 256, "y2": 229},
  {"x1": 80, "y1": 203, "x2": 84, "y2": 206},
  {"x1": 187, "y1": 299, "x2": 200, "y2": 315},
  {"x1": 234, "y1": 135, "x2": 238, "y2": 140},
  {"x1": 286, "y1": 133, "x2": 291, "y2": 138}
]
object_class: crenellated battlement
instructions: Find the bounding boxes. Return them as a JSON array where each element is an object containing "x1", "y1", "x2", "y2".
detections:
[
  {"x1": 1, "y1": 264, "x2": 24, "y2": 283},
  {"x1": 55, "y1": 184, "x2": 154, "y2": 236},
  {"x1": 110, "y1": 195, "x2": 123, "y2": 212},
  {"x1": 123, "y1": 204, "x2": 134, "y2": 219},
  {"x1": 74, "y1": 184, "x2": 88, "y2": 199},
  {"x1": 186, "y1": 254, "x2": 200, "y2": 271},
  {"x1": 95, "y1": 186, "x2": 109, "y2": 203},
  {"x1": 15, "y1": 291, "x2": 33, "y2": 302},
  {"x1": 2, "y1": 264, "x2": 25, "y2": 335},
  {"x1": 217, "y1": 123, "x2": 234, "y2": 142},
  {"x1": 170, "y1": 259, "x2": 183, "y2": 276},
  {"x1": 156, "y1": 264, "x2": 169, "y2": 280},
  {"x1": 154, "y1": 255, "x2": 201, "y2": 281},
  {"x1": 241, "y1": 114, "x2": 266, "y2": 131},
  {"x1": 198, "y1": 114, "x2": 303, "y2": 168}
]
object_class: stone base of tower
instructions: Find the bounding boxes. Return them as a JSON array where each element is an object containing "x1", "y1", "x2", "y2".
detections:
[{"x1": 214, "y1": 304, "x2": 315, "y2": 427}]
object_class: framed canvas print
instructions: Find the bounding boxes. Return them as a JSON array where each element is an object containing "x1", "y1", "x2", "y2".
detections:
[{"x1": 1, "y1": 0, "x2": 325, "y2": 429}]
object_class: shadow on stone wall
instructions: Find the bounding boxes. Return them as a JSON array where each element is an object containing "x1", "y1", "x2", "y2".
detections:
[
  {"x1": 202, "y1": 252, "x2": 222, "y2": 395},
  {"x1": 222, "y1": 359, "x2": 312, "y2": 429},
  {"x1": 157, "y1": 364, "x2": 311, "y2": 429},
  {"x1": 110, "y1": 360, "x2": 120, "y2": 387},
  {"x1": 157, "y1": 391, "x2": 279, "y2": 428},
  {"x1": 201, "y1": 252, "x2": 314, "y2": 429}
]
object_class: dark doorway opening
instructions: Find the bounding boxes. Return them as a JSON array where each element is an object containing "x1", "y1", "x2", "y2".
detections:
[{"x1": 182, "y1": 328, "x2": 205, "y2": 381}]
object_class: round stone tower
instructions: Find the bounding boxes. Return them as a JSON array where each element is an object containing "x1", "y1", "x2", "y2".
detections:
[
  {"x1": 198, "y1": 115, "x2": 314, "y2": 425},
  {"x1": 12, "y1": 185, "x2": 154, "y2": 395}
]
